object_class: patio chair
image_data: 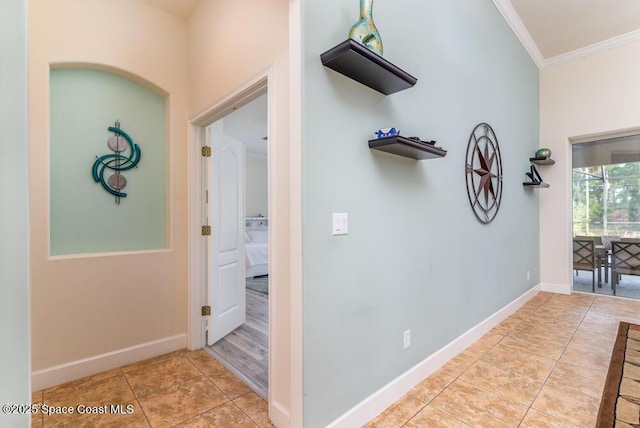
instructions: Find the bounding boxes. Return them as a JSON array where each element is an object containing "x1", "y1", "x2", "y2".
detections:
[
  {"x1": 573, "y1": 239, "x2": 600, "y2": 292},
  {"x1": 611, "y1": 240, "x2": 640, "y2": 296},
  {"x1": 575, "y1": 235, "x2": 607, "y2": 286}
]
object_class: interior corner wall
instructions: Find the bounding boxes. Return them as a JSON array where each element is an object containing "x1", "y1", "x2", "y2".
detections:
[
  {"x1": 0, "y1": 1, "x2": 30, "y2": 426},
  {"x1": 29, "y1": 0, "x2": 189, "y2": 378},
  {"x1": 301, "y1": 1, "x2": 539, "y2": 426},
  {"x1": 540, "y1": 40, "x2": 640, "y2": 288},
  {"x1": 187, "y1": 0, "x2": 292, "y2": 424}
]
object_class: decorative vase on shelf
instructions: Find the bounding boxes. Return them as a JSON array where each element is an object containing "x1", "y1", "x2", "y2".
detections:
[
  {"x1": 348, "y1": 0, "x2": 383, "y2": 56},
  {"x1": 535, "y1": 148, "x2": 552, "y2": 159}
]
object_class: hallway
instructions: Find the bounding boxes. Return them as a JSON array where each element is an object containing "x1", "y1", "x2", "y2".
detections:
[
  {"x1": 31, "y1": 349, "x2": 272, "y2": 427},
  {"x1": 367, "y1": 291, "x2": 640, "y2": 427}
]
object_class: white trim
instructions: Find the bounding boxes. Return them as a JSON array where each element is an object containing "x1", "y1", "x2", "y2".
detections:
[
  {"x1": 569, "y1": 126, "x2": 640, "y2": 146},
  {"x1": 288, "y1": 0, "x2": 304, "y2": 426},
  {"x1": 187, "y1": 71, "x2": 269, "y2": 352},
  {"x1": 493, "y1": 1, "x2": 640, "y2": 69},
  {"x1": 540, "y1": 282, "x2": 571, "y2": 295},
  {"x1": 492, "y1": 0, "x2": 544, "y2": 68},
  {"x1": 543, "y1": 29, "x2": 640, "y2": 68},
  {"x1": 189, "y1": 71, "x2": 269, "y2": 126},
  {"x1": 48, "y1": 248, "x2": 172, "y2": 261},
  {"x1": 326, "y1": 284, "x2": 542, "y2": 428},
  {"x1": 187, "y1": 122, "x2": 206, "y2": 350},
  {"x1": 268, "y1": 401, "x2": 291, "y2": 428},
  {"x1": 31, "y1": 334, "x2": 186, "y2": 391},
  {"x1": 188, "y1": 70, "x2": 297, "y2": 425}
]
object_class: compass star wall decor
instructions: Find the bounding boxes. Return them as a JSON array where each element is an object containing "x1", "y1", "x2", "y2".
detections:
[{"x1": 465, "y1": 123, "x2": 503, "y2": 224}]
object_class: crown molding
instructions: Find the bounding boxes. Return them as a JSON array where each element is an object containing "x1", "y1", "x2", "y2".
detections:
[
  {"x1": 492, "y1": 0, "x2": 544, "y2": 69},
  {"x1": 493, "y1": 0, "x2": 640, "y2": 70},
  {"x1": 542, "y1": 29, "x2": 640, "y2": 68}
]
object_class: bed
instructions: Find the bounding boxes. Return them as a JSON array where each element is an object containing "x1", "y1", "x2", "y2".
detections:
[{"x1": 245, "y1": 217, "x2": 268, "y2": 278}]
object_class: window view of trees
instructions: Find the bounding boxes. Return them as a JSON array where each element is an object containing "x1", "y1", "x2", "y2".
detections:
[{"x1": 573, "y1": 162, "x2": 640, "y2": 236}]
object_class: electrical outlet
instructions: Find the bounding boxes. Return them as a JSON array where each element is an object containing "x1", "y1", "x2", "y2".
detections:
[
  {"x1": 527, "y1": 270, "x2": 531, "y2": 280},
  {"x1": 403, "y1": 329, "x2": 411, "y2": 350}
]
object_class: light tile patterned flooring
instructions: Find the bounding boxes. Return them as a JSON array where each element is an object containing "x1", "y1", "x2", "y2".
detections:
[
  {"x1": 31, "y1": 349, "x2": 272, "y2": 427},
  {"x1": 367, "y1": 292, "x2": 640, "y2": 427}
]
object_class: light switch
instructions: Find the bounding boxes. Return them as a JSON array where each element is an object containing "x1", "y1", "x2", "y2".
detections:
[{"x1": 332, "y1": 212, "x2": 348, "y2": 235}]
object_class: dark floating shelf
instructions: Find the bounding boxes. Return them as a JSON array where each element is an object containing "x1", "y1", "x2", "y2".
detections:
[
  {"x1": 369, "y1": 136, "x2": 446, "y2": 160},
  {"x1": 320, "y1": 39, "x2": 417, "y2": 95},
  {"x1": 523, "y1": 182, "x2": 550, "y2": 188},
  {"x1": 530, "y1": 157, "x2": 556, "y2": 165}
]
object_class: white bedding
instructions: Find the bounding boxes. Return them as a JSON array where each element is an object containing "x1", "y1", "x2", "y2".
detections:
[
  {"x1": 245, "y1": 223, "x2": 268, "y2": 278},
  {"x1": 245, "y1": 241, "x2": 268, "y2": 268}
]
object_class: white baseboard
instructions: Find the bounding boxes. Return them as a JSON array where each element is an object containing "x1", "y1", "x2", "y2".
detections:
[
  {"x1": 327, "y1": 284, "x2": 542, "y2": 428},
  {"x1": 540, "y1": 282, "x2": 571, "y2": 295},
  {"x1": 269, "y1": 400, "x2": 290, "y2": 428},
  {"x1": 32, "y1": 334, "x2": 187, "y2": 391}
]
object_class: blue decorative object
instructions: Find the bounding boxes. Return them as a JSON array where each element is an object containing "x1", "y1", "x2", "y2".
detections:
[
  {"x1": 92, "y1": 121, "x2": 141, "y2": 204},
  {"x1": 375, "y1": 127, "x2": 400, "y2": 138}
]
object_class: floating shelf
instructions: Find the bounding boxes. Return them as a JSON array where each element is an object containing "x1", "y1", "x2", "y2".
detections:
[
  {"x1": 320, "y1": 39, "x2": 417, "y2": 95},
  {"x1": 523, "y1": 182, "x2": 550, "y2": 188},
  {"x1": 530, "y1": 157, "x2": 556, "y2": 165},
  {"x1": 369, "y1": 136, "x2": 446, "y2": 160}
]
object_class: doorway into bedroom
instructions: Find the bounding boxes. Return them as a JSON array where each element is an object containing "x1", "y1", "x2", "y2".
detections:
[{"x1": 204, "y1": 92, "x2": 269, "y2": 399}]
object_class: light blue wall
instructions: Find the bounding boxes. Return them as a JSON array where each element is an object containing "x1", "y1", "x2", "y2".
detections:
[
  {"x1": 0, "y1": 1, "x2": 30, "y2": 426},
  {"x1": 301, "y1": 1, "x2": 540, "y2": 426},
  {"x1": 50, "y1": 68, "x2": 166, "y2": 255}
]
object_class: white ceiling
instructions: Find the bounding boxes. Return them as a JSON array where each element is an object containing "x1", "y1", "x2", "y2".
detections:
[
  {"x1": 223, "y1": 94, "x2": 268, "y2": 156},
  {"x1": 496, "y1": 0, "x2": 640, "y2": 68}
]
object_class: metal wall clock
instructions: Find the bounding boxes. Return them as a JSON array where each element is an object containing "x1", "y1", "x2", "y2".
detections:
[{"x1": 465, "y1": 123, "x2": 503, "y2": 224}]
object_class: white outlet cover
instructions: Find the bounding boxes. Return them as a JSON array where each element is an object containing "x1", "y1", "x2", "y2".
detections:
[{"x1": 403, "y1": 329, "x2": 411, "y2": 350}]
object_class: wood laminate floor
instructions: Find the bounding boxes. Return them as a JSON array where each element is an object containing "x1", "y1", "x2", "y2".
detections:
[{"x1": 207, "y1": 287, "x2": 269, "y2": 399}]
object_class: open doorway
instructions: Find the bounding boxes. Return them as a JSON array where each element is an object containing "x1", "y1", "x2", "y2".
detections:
[
  {"x1": 188, "y1": 76, "x2": 271, "y2": 401},
  {"x1": 205, "y1": 93, "x2": 269, "y2": 399},
  {"x1": 571, "y1": 132, "x2": 640, "y2": 299}
]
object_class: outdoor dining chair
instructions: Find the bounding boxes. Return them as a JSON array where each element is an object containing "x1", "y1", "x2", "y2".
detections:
[
  {"x1": 573, "y1": 238, "x2": 600, "y2": 292},
  {"x1": 611, "y1": 240, "x2": 640, "y2": 296}
]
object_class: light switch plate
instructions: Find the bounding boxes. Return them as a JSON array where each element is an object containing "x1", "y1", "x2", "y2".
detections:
[{"x1": 332, "y1": 212, "x2": 348, "y2": 235}]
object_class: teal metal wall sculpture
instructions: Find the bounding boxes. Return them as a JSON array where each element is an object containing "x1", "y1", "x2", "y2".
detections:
[{"x1": 92, "y1": 121, "x2": 141, "y2": 204}]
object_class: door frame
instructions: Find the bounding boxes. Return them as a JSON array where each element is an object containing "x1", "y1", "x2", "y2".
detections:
[
  {"x1": 188, "y1": 73, "x2": 267, "y2": 351},
  {"x1": 188, "y1": 65, "x2": 302, "y2": 427}
]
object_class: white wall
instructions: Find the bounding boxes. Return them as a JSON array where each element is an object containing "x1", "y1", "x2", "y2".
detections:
[
  {"x1": 246, "y1": 154, "x2": 269, "y2": 217},
  {"x1": 0, "y1": 1, "x2": 30, "y2": 426},
  {"x1": 29, "y1": 0, "x2": 190, "y2": 387},
  {"x1": 539, "y1": 39, "x2": 640, "y2": 289},
  {"x1": 187, "y1": 1, "x2": 295, "y2": 425}
]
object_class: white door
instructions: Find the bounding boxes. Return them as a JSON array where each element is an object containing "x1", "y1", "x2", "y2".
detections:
[{"x1": 206, "y1": 120, "x2": 246, "y2": 345}]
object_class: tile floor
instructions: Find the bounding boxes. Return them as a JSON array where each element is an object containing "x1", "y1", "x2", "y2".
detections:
[
  {"x1": 31, "y1": 349, "x2": 272, "y2": 427},
  {"x1": 30, "y1": 292, "x2": 640, "y2": 427},
  {"x1": 367, "y1": 291, "x2": 640, "y2": 428}
]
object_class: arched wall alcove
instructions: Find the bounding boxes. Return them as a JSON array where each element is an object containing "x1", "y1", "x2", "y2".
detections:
[{"x1": 49, "y1": 65, "x2": 168, "y2": 256}]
